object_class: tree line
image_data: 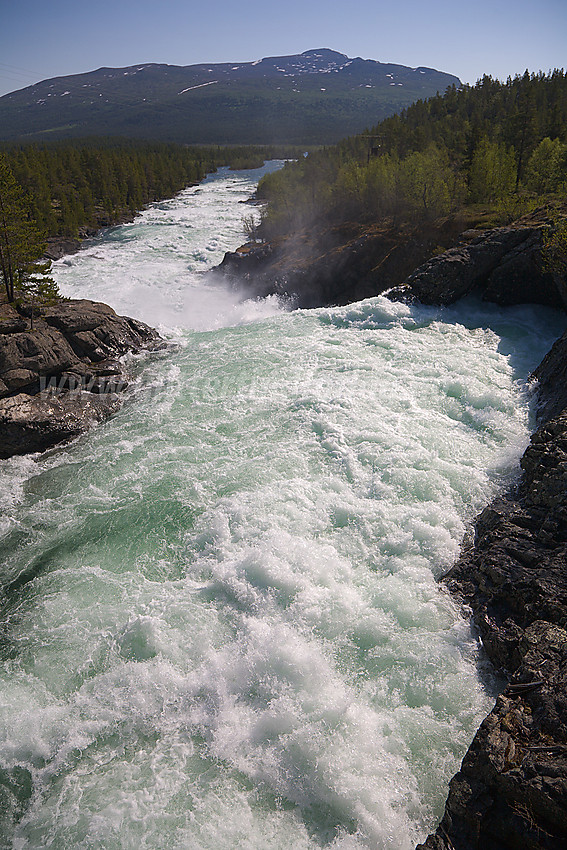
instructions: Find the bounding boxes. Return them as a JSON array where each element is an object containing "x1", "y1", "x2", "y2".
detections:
[
  {"x1": 0, "y1": 139, "x2": 299, "y2": 304},
  {"x1": 1, "y1": 139, "x2": 299, "y2": 239},
  {"x1": 256, "y1": 70, "x2": 567, "y2": 237}
]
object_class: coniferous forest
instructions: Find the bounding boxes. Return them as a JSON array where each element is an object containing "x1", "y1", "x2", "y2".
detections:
[
  {"x1": 256, "y1": 71, "x2": 567, "y2": 237},
  {"x1": 0, "y1": 140, "x2": 299, "y2": 240},
  {"x1": 1, "y1": 69, "x2": 566, "y2": 306}
]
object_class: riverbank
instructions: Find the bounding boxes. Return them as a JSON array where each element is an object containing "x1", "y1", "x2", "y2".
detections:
[
  {"x1": 219, "y1": 213, "x2": 567, "y2": 849},
  {"x1": 0, "y1": 297, "x2": 162, "y2": 458},
  {"x1": 43, "y1": 211, "x2": 139, "y2": 261}
]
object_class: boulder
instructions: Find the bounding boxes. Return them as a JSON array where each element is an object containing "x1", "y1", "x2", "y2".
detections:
[
  {"x1": 44, "y1": 237, "x2": 81, "y2": 261},
  {"x1": 41, "y1": 299, "x2": 118, "y2": 333},
  {"x1": 0, "y1": 298, "x2": 162, "y2": 457},
  {"x1": 0, "y1": 391, "x2": 122, "y2": 458},
  {"x1": 0, "y1": 326, "x2": 79, "y2": 384},
  {"x1": 0, "y1": 304, "x2": 27, "y2": 335}
]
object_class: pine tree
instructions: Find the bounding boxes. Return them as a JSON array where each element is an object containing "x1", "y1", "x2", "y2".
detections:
[{"x1": 0, "y1": 153, "x2": 56, "y2": 305}]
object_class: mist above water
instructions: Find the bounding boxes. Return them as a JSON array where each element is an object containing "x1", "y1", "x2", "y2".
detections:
[
  {"x1": 0, "y1": 164, "x2": 565, "y2": 849},
  {"x1": 54, "y1": 163, "x2": 286, "y2": 332}
]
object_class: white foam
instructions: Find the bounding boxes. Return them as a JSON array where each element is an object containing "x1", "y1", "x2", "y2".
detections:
[
  {"x1": 2, "y1": 165, "x2": 566, "y2": 849},
  {"x1": 52, "y1": 164, "x2": 286, "y2": 332}
]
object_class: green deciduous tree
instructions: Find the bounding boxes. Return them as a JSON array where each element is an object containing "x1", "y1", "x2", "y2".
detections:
[
  {"x1": 365, "y1": 153, "x2": 398, "y2": 217},
  {"x1": 398, "y1": 145, "x2": 464, "y2": 218},
  {"x1": 257, "y1": 70, "x2": 567, "y2": 240},
  {"x1": 468, "y1": 138, "x2": 517, "y2": 203},
  {"x1": 524, "y1": 138, "x2": 567, "y2": 194}
]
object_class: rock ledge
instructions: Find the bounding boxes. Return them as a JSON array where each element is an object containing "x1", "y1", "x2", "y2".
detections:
[{"x1": 0, "y1": 299, "x2": 162, "y2": 458}]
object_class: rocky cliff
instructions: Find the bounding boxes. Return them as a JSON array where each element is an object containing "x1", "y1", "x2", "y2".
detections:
[
  {"x1": 219, "y1": 214, "x2": 567, "y2": 849},
  {"x1": 217, "y1": 215, "x2": 567, "y2": 313},
  {"x1": 0, "y1": 299, "x2": 161, "y2": 458},
  {"x1": 388, "y1": 225, "x2": 566, "y2": 310},
  {"x1": 394, "y1": 229, "x2": 567, "y2": 849},
  {"x1": 216, "y1": 219, "x2": 467, "y2": 308}
]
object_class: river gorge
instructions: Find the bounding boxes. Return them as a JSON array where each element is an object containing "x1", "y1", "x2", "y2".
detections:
[{"x1": 0, "y1": 163, "x2": 565, "y2": 849}]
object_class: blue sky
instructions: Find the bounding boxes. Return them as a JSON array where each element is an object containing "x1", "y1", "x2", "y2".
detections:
[{"x1": 1, "y1": 0, "x2": 566, "y2": 97}]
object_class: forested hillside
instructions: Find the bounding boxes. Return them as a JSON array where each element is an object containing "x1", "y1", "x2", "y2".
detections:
[
  {"x1": 257, "y1": 70, "x2": 567, "y2": 236},
  {"x1": 1, "y1": 139, "x2": 296, "y2": 238},
  {"x1": 0, "y1": 50, "x2": 459, "y2": 146}
]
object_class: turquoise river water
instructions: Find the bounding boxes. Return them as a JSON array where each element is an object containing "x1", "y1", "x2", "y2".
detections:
[{"x1": 0, "y1": 164, "x2": 565, "y2": 849}]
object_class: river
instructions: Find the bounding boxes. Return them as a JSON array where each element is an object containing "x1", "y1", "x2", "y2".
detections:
[{"x1": 0, "y1": 163, "x2": 565, "y2": 849}]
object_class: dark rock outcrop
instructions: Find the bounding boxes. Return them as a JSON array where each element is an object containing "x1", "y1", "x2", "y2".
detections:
[
  {"x1": 532, "y1": 329, "x2": 567, "y2": 423},
  {"x1": 43, "y1": 216, "x2": 136, "y2": 261},
  {"x1": 413, "y1": 286, "x2": 567, "y2": 848},
  {"x1": 44, "y1": 237, "x2": 82, "y2": 261},
  {"x1": 218, "y1": 216, "x2": 567, "y2": 313},
  {"x1": 0, "y1": 390, "x2": 124, "y2": 458},
  {"x1": 216, "y1": 221, "x2": 465, "y2": 308},
  {"x1": 0, "y1": 299, "x2": 161, "y2": 458},
  {"x1": 388, "y1": 226, "x2": 566, "y2": 310}
]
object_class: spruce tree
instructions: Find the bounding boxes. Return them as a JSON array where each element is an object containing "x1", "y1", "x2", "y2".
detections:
[{"x1": 0, "y1": 153, "x2": 56, "y2": 305}]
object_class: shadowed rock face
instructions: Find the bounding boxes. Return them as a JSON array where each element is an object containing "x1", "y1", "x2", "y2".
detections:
[
  {"x1": 219, "y1": 217, "x2": 567, "y2": 848},
  {"x1": 414, "y1": 314, "x2": 567, "y2": 848},
  {"x1": 388, "y1": 226, "x2": 567, "y2": 310},
  {"x1": 218, "y1": 220, "x2": 567, "y2": 313},
  {"x1": 441, "y1": 410, "x2": 567, "y2": 668},
  {"x1": 0, "y1": 299, "x2": 162, "y2": 458},
  {"x1": 532, "y1": 330, "x2": 567, "y2": 424},
  {"x1": 217, "y1": 222, "x2": 467, "y2": 308}
]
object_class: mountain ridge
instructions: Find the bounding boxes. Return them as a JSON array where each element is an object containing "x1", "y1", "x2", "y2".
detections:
[{"x1": 0, "y1": 49, "x2": 460, "y2": 145}]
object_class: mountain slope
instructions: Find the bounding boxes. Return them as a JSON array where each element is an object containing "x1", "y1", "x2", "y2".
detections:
[{"x1": 0, "y1": 49, "x2": 460, "y2": 145}]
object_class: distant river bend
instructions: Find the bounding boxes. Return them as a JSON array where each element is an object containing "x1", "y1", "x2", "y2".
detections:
[{"x1": 0, "y1": 163, "x2": 565, "y2": 849}]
